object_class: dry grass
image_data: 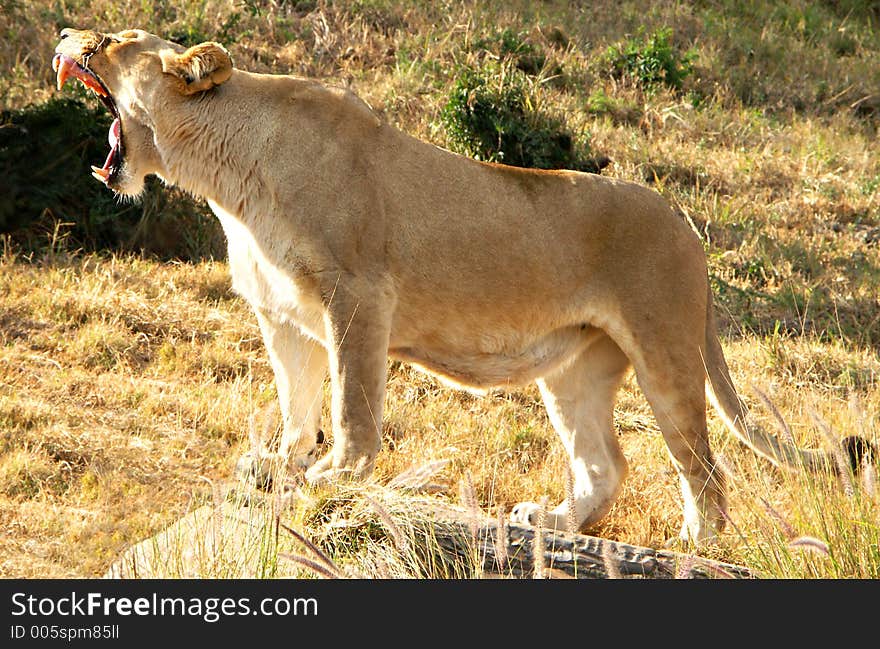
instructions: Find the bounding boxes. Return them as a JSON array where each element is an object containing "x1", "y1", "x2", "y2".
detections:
[
  {"x1": 0, "y1": 250, "x2": 271, "y2": 576},
  {"x1": 1, "y1": 249, "x2": 875, "y2": 578},
  {"x1": 1, "y1": 0, "x2": 879, "y2": 577}
]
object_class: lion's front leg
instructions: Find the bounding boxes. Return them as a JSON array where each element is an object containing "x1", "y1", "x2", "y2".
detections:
[
  {"x1": 305, "y1": 279, "x2": 393, "y2": 484},
  {"x1": 236, "y1": 307, "x2": 327, "y2": 487}
]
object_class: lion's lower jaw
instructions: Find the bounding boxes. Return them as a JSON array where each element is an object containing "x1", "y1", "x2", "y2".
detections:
[{"x1": 108, "y1": 165, "x2": 146, "y2": 199}]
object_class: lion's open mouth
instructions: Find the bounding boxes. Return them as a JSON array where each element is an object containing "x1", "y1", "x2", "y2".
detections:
[{"x1": 52, "y1": 53, "x2": 123, "y2": 185}]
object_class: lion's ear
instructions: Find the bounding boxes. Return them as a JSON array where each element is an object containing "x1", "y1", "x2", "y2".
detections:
[{"x1": 161, "y1": 42, "x2": 232, "y2": 95}]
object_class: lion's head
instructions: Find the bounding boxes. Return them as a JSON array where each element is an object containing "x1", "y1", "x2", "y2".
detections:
[{"x1": 53, "y1": 28, "x2": 232, "y2": 196}]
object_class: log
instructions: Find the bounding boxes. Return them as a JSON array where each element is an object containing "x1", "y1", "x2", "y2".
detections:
[
  {"x1": 409, "y1": 501, "x2": 754, "y2": 579},
  {"x1": 434, "y1": 521, "x2": 754, "y2": 579},
  {"x1": 104, "y1": 494, "x2": 755, "y2": 579}
]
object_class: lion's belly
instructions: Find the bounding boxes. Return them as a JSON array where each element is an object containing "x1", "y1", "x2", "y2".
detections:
[{"x1": 388, "y1": 324, "x2": 601, "y2": 390}]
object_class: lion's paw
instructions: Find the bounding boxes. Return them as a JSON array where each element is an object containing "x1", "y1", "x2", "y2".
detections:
[
  {"x1": 290, "y1": 449, "x2": 319, "y2": 472},
  {"x1": 510, "y1": 501, "x2": 546, "y2": 527},
  {"x1": 234, "y1": 451, "x2": 277, "y2": 490},
  {"x1": 289, "y1": 428, "x2": 326, "y2": 472},
  {"x1": 304, "y1": 465, "x2": 352, "y2": 486},
  {"x1": 304, "y1": 452, "x2": 375, "y2": 486}
]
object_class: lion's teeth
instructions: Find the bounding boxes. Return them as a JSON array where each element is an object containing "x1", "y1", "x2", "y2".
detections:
[
  {"x1": 109, "y1": 118, "x2": 120, "y2": 148},
  {"x1": 53, "y1": 54, "x2": 107, "y2": 96},
  {"x1": 91, "y1": 165, "x2": 109, "y2": 183}
]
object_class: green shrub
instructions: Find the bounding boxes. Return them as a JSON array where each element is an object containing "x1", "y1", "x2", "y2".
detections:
[
  {"x1": 473, "y1": 28, "x2": 547, "y2": 75},
  {"x1": 0, "y1": 97, "x2": 223, "y2": 259},
  {"x1": 440, "y1": 64, "x2": 606, "y2": 172},
  {"x1": 603, "y1": 27, "x2": 695, "y2": 91}
]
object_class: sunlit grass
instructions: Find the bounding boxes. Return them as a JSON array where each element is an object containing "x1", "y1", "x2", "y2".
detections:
[{"x1": 0, "y1": 0, "x2": 878, "y2": 577}]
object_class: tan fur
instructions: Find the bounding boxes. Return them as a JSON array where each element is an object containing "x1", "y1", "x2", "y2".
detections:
[
  {"x1": 54, "y1": 28, "x2": 842, "y2": 543},
  {"x1": 160, "y1": 42, "x2": 233, "y2": 95}
]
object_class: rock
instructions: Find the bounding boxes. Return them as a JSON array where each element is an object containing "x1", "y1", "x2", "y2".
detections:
[{"x1": 104, "y1": 502, "x2": 291, "y2": 579}]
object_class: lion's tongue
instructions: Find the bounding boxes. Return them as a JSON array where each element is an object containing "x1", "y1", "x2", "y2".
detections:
[{"x1": 91, "y1": 118, "x2": 120, "y2": 183}]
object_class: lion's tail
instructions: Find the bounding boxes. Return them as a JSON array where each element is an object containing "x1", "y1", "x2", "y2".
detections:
[{"x1": 702, "y1": 287, "x2": 838, "y2": 474}]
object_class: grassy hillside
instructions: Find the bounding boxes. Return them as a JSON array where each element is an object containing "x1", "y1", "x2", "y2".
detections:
[{"x1": 0, "y1": 0, "x2": 878, "y2": 578}]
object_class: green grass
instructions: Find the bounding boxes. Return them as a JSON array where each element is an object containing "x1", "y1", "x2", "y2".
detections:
[{"x1": 602, "y1": 26, "x2": 695, "y2": 92}]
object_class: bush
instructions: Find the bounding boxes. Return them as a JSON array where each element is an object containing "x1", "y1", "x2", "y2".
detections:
[
  {"x1": 0, "y1": 97, "x2": 223, "y2": 260},
  {"x1": 603, "y1": 27, "x2": 695, "y2": 91},
  {"x1": 440, "y1": 64, "x2": 607, "y2": 172},
  {"x1": 473, "y1": 28, "x2": 547, "y2": 75}
]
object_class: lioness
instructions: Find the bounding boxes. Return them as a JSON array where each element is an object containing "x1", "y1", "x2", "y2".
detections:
[{"x1": 53, "y1": 28, "x2": 869, "y2": 543}]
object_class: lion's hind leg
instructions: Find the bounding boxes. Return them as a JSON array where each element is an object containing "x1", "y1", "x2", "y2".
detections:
[
  {"x1": 511, "y1": 334, "x2": 630, "y2": 532},
  {"x1": 630, "y1": 341, "x2": 727, "y2": 545}
]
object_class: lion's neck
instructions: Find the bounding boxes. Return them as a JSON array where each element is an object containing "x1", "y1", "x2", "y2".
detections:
[
  {"x1": 151, "y1": 72, "x2": 384, "y2": 227},
  {"x1": 154, "y1": 90, "x2": 269, "y2": 220}
]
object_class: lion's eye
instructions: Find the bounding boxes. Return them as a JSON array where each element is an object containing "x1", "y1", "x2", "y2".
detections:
[{"x1": 118, "y1": 30, "x2": 140, "y2": 40}]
